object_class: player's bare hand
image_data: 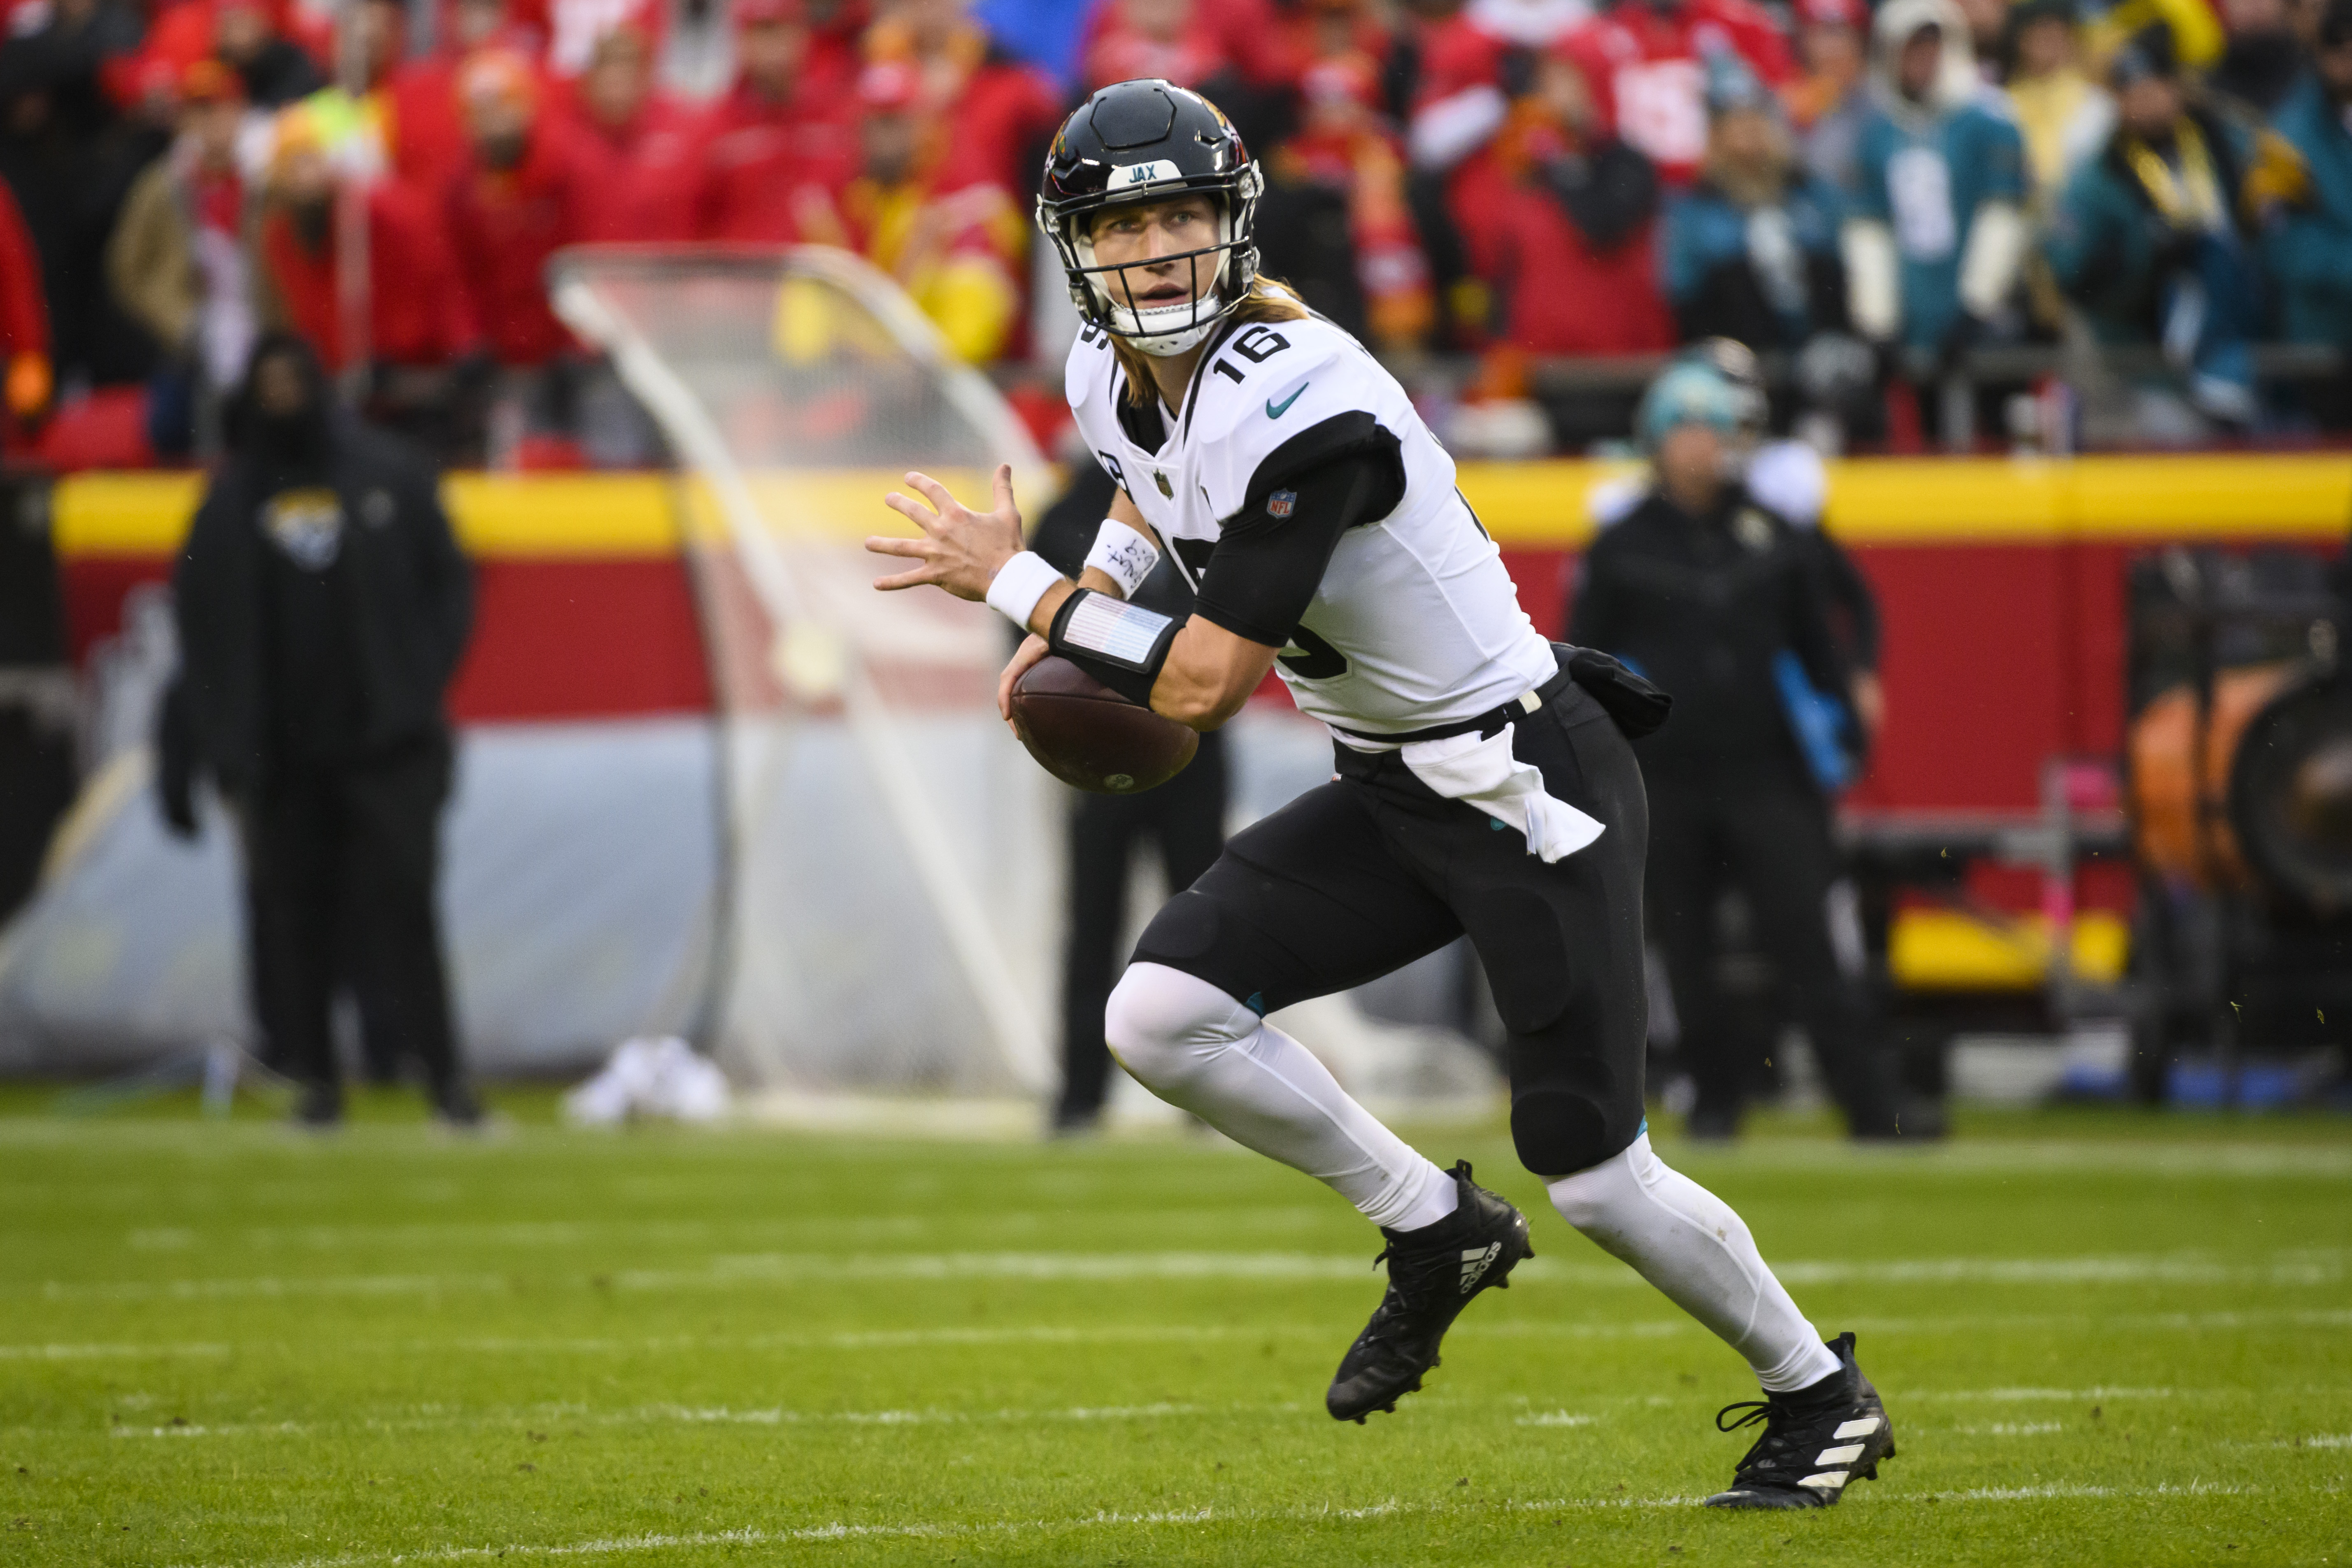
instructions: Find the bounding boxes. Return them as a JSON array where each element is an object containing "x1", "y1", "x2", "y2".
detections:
[
  {"x1": 998, "y1": 633, "x2": 1050, "y2": 731},
  {"x1": 869, "y1": 464, "x2": 1023, "y2": 600}
]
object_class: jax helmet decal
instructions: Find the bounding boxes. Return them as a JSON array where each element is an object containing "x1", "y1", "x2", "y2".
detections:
[{"x1": 1036, "y1": 78, "x2": 1264, "y2": 358}]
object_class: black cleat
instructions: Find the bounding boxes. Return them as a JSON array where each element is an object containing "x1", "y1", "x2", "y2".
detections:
[
  {"x1": 432, "y1": 1080, "x2": 486, "y2": 1130},
  {"x1": 1326, "y1": 1161, "x2": 1533, "y2": 1423},
  {"x1": 291, "y1": 1081, "x2": 343, "y2": 1129},
  {"x1": 1703, "y1": 1332, "x2": 1895, "y2": 1510}
]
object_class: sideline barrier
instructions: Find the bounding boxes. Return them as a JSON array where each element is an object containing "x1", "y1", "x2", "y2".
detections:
[
  {"x1": 53, "y1": 454, "x2": 2352, "y2": 557},
  {"x1": 46, "y1": 453, "x2": 2352, "y2": 798}
]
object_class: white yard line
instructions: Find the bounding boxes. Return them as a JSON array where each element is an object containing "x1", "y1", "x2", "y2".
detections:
[
  {"x1": 19, "y1": 1247, "x2": 2345, "y2": 1302},
  {"x1": 7, "y1": 1120, "x2": 2345, "y2": 1177},
  {"x1": 171, "y1": 1480, "x2": 2285, "y2": 1568},
  {"x1": 0, "y1": 1342, "x2": 230, "y2": 1360},
  {"x1": 1952, "y1": 1422, "x2": 2068, "y2": 1435},
  {"x1": 71, "y1": 1381, "x2": 2347, "y2": 1444},
  {"x1": 8, "y1": 1307, "x2": 2346, "y2": 1370},
  {"x1": 95, "y1": 1400, "x2": 1303, "y2": 1441}
]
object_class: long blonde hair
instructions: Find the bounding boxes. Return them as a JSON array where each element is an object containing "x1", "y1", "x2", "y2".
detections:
[{"x1": 1110, "y1": 276, "x2": 1311, "y2": 407}]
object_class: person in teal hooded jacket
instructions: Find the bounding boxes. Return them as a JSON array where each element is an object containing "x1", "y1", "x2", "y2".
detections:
[
  {"x1": 2043, "y1": 24, "x2": 2266, "y2": 428},
  {"x1": 2262, "y1": 0, "x2": 2352, "y2": 427},
  {"x1": 1841, "y1": 0, "x2": 2031, "y2": 361}
]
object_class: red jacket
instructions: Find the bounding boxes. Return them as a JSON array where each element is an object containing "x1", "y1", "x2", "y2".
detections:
[
  {"x1": 261, "y1": 181, "x2": 480, "y2": 371},
  {"x1": 384, "y1": 58, "x2": 474, "y2": 198},
  {"x1": 556, "y1": 96, "x2": 707, "y2": 242},
  {"x1": 1078, "y1": 0, "x2": 1300, "y2": 90},
  {"x1": 445, "y1": 130, "x2": 575, "y2": 367},
  {"x1": 1478, "y1": 169, "x2": 1673, "y2": 354},
  {"x1": 695, "y1": 80, "x2": 857, "y2": 243},
  {"x1": 0, "y1": 178, "x2": 49, "y2": 361},
  {"x1": 931, "y1": 56, "x2": 1062, "y2": 200},
  {"x1": 1558, "y1": 0, "x2": 1794, "y2": 185},
  {"x1": 803, "y1": 0, "x2": 868, "y2": 100}
]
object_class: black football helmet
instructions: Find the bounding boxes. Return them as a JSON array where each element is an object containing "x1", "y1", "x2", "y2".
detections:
[{"x1": 1036, "y1": 78, "x2": 1263, "y2": 357}]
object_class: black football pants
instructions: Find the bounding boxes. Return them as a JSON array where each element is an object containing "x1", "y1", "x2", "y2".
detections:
[
  {"x1": 1644, "y1": 764, "x2": 1898, "y2": 1136},
  {"x1": 1130, "y1": 684, "x2": 1649, "y2": 1179},
  {"x1": 1058, "y1": 729, "x2": 1228, "y2": 1123},
  {"x1": 235, "y1": 736, "x2": 465, "y2": 1098}
]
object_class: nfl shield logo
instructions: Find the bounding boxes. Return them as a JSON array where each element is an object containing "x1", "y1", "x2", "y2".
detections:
[{"x1": 1268, "y1": 489, "x2": 1297, "y2": 518}]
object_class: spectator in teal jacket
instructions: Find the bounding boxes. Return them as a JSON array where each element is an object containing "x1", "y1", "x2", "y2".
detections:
[
  {"x1": 2262, "y1": 0, "x2": 2352, "y2": 427},
  {"x1": 2044, "y1": 24, "x2": 2266, "y2": 428},
  {"x1": 1841, "y1": 0, "x2": 2031, "y2": 361}
]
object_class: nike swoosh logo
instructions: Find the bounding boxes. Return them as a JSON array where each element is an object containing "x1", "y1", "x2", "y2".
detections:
[{"x1": 1266, "y1": 384, "x2": 1308, "y2": 419}]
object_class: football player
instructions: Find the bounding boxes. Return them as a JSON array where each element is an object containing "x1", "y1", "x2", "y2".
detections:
[{"x1": 866, "y1": 77, "x2": 1896, "y2": 1509}]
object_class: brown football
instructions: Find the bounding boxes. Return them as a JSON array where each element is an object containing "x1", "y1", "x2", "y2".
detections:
[{"x1": 1010, "y1": 656, "x2": 1198, "y2": 794}]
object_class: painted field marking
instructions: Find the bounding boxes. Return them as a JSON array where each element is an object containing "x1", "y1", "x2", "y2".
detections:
[
  {"x1": 19, "y1": 1247, "x2": 2346, "y2": 1302},
  {"x1": 0, "y1": 1342, "x2": 230, "y2": 1360},
  {"x1": 65, "y1": 1382, "x2": 2347, "y2": 1445},
  {"x1": 9, "y1": 1309, "x2": 2349, "y2": 1373},
  {"x1": 5, "y1": 1121, "x2": 2347, "y2": 1179},
  {"x1": 95, "y1": 1400, "x2": 1305, "y2": 1442},
  {"x1": 1954, "y1": 1422, "x2": 2068, "y2": 1435},
  {"x1": 168, "y1": 1479, "x2": 2290, "y2": 1568},
  {"x1": 113, "y1": 1208, "x2": 1324, "y2": 1254}
]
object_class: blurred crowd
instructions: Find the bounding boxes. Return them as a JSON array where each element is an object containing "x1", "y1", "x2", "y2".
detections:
[{"x1": 3, "y1": 0, "x2": 2352, "y2": 463}]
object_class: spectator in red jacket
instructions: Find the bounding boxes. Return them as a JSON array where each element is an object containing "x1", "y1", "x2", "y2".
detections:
[
  {"x1": 863, "y1": 0, "x2": 1061, "y2": 202},
  {"x1": 794, "y1": 58, "x2": 1028, "y2": 361},
  {"x1": 696, "y1": 0, "x2": 858, "y2": 242},
  {"x1": 1082, "y1": 0, "x2": 1235, "y2": 91},
  {"x1": 1557, "y1": 0, "x2": 1796, "y2": 186},
  {"x1": 383, "y1": 0, "x2": 543, "y2": 196},
  {"x1": 1263, "y1": 49, "x2": 1434, "y2": 350},
  {"x1": 1078, "y1": 0, "x2": 1303, "y2": 95},
  {"x1": 540, "y1": 0, "x2": 669, "y2": 80},
  {"x1": 557, "y1": 19, "x2": 705, "y2": 241},
  {"x1": 1407, "y1": 0, "x2": 1591, "y2": 183},
  {"x1": 254, "y1": 106, "x2": 481, "y2": 445},
  {"x1": 802, "y1": 0, "x2": 872, "y2": 99},
  {"x1": 0, "y1": 177, "x2": 52, "y2": 444},
  {"x1": 1473, "y1": 48, "x2": 1673, "y2": 354},
  {"x1": 139, "y1": 0, "x2": 329, "y2": 108},
  {"x1": 444, "y1": 47, "x2": 574, "y2": 370}
]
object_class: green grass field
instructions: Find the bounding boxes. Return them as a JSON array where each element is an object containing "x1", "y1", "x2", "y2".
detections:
[{"x1": 3, "y1": 1091, "x2": 2348, "y2": 1566}]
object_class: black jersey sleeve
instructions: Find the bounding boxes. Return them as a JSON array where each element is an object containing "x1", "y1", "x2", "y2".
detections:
[{"x1": 1191, "y1": 417, "x2": 1407, "y2": 649}]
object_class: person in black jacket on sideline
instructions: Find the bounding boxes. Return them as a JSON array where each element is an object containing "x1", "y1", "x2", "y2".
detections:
[
  {"x1": 163, "y1": 333, "x2": 478, "y2": 1127},
  {"x1": 1570, "y1": 352, "x2": 1908, "y2": 1142},
  {"x1": 1026, "y1": 456, "x2": 1229, "y2": 1135}
]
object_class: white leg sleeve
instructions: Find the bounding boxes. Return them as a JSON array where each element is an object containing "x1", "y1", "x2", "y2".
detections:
[
  {"x1": 1546, "y1": 1134, "x2": 1840, "y2": 1392},
  {"x1": 1105, "y1": 963, "x2": 1458, "y2": 1231}
]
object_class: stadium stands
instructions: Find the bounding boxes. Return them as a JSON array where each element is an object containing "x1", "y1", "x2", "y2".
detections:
[{"x1": 1, "y1": 0, "x2": 2350, "y2": 464}]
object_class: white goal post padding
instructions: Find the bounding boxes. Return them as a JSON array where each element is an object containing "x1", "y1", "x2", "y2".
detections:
[{"x1": 550, "y1": 245, "x2": 1500, "y2": 1122}]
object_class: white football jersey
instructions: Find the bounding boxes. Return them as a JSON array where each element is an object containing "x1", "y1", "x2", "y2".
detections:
[{"x1": 1064, "y1": 309, "x2": 1556, "y2": 739}]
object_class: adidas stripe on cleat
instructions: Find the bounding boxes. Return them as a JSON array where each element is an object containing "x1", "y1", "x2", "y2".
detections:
[
  {"x1": 1703, "y1": 1332, "x2": 1896, "y2": 1510},
  {"x1": 1326, "y1": 1161, "x2": 1533, "y2": 1424}
]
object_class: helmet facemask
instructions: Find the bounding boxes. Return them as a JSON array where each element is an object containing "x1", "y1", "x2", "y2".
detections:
[{"x1": 1044, "y1": 167, "x2": 1263, "y2": 358}]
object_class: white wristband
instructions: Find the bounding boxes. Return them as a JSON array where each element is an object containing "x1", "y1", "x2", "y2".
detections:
[
  {"x1": 1082, "y1": 518, "x2": 1160, "y2": 599},
  {"x1": 984, "y1": 550, "x2": 1064, "y2": 629}
]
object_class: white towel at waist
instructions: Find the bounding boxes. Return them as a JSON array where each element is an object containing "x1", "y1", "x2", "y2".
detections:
[{"x1": 1394, "y1": 723, "x2": 1604, "y2": 864}]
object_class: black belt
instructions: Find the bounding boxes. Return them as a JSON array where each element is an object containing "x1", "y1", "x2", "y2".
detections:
[
  {"x1": 1327, "y1": 644, "x2": 1672, "y2": 747},
  {"x1": 1327, "y1": 656, "x2": 1580, "y2": 747}
]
